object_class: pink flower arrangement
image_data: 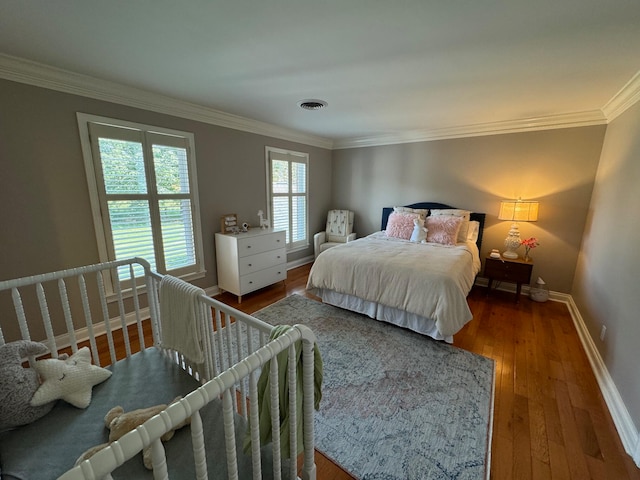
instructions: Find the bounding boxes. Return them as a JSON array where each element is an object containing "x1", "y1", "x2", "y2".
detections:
[{"x1": 521, "y1": 237, "x2": 539, "y2": 259}]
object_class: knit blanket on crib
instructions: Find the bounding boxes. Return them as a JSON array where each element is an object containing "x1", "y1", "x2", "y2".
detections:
[{"x1": 243, "y1": 325, "x2": 323, "y2": 459}]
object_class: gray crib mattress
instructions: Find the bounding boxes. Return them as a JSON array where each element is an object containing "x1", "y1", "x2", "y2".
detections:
[{"x1": 0, "y1": 347, "x2": 289, "y2": 479}]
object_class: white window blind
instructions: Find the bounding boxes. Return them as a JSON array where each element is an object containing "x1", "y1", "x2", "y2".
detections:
[
  {"x1": 78, "y1": 114, "x2": 204, "y2": 285},
  {"x1": 266, "y1": 147, "x2": 309, "y2": 250}
]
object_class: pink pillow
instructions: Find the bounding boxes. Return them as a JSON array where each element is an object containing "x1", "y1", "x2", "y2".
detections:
[
  {"x1": 386, "y1": 212, "x2": 419, "y2": 240},
  {"x1": 426, "y1": 215, "x2": 463, "y2": 245}
]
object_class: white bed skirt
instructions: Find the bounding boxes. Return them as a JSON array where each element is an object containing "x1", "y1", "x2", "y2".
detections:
[{"x1": 317, "y1": 288, "x2": 453, "y2": 343}]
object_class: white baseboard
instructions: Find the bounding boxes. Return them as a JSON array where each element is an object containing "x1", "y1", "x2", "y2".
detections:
[
  {"x1": 204, "y1": 285, "x2": 220, "y2": 297},
  {"x1": 287, "y1": 255, "x2": 315, "y2": 270},
  {"x1": 51, "y1": 306, "x2": 152, "y2": 355},
  {"x1": 474, "y1": 277, "x2": 639, "y2": 467},
  {"x1": 563, "y1": 296, "x2": 640, "y2": 467}
]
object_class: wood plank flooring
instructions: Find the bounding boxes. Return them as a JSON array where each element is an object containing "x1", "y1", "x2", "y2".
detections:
[
  {"x1": 214, "y1": 264, "x2": 640, "y2": 480},
  {"x1": 99, "y1": 263, "x2": 639, "y2": 479}
]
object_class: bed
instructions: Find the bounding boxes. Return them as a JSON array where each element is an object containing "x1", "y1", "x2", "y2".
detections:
[
  {"x1": 0, "y1": 258, "x2": 318, "y2": 480},
  {"x1": 307, "y1": 202, "x2": 485, "y2": 343}
]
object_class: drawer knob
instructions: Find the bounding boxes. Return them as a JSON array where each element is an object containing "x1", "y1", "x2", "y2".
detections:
[
  {"x1": 277, "y1": 256, "x2": 281, "y2": 259},
  {"x1": 277, "y1": 239, "x2": 280, "y2": 242},
  {"x1": 248, "y1": 263, "x2": 252, "y2": 267},
  {"x1": 247, "y1": 245, "x2": 251, "y2": 249},
  {"x1": 249, "y1": 281, "x2": 253, "y2": 284}
]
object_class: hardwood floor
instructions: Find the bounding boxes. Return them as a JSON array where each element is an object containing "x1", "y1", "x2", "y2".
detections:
[
  {"x1": 95, "y1": 263, "x2": 638, "y2": 479},
  {"x1": 214, "y1": 264, "x2": 640, "y2": 480}
]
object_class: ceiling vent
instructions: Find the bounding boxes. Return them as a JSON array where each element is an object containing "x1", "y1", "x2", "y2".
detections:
[{"x1": 298, "y1": 99, "x2": 328, "y2": 110}]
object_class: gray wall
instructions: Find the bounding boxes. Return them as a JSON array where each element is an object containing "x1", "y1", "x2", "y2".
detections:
[
  {"x1": 332, "y1": 126, "x2": 606, "y2": 294},
  {"x1": 0, "y1": 79, "x2": 332, "y2": 289},
  {"x1": 572, "y1": 101, "x2": 640, "y2": 436}
]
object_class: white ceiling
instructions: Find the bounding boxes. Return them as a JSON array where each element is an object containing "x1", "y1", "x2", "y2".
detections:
[{"x1": 1, "y1": 1, "x2": 639, "y2": 148}]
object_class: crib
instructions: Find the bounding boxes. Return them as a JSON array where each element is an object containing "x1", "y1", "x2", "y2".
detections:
[{"x1": 0, "y1": 258, "x2": 318, "y2": 480}]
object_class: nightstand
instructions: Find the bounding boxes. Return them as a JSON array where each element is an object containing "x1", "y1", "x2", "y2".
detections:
[{"x1": 484, "y1": 255, "x2": 533, "y2": 302}]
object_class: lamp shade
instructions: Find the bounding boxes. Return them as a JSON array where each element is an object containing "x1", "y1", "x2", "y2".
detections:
[{"x1": 498, "y1": 200, "x2": 539, "y2": 222}]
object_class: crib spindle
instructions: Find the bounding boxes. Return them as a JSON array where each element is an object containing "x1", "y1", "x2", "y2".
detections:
[
  {"x1": 11, "y1": 287, "x2": 31, "y2": 342},
  {"x1": 11, "y1": 287, "x2": 36, "y2": 366},
  {"x1": 128, "y1": 265, "x2": 146, "y2": 352},
  {"x1": 302, "y1": 338, "x2": 317, "y2": 480},
  {"x1": 58, "y1": 278, "x2": 79, "y2": 354},
  {"x1": 224, "y1": 315, "x2": 235, "y2": 382},
  {"x1": 78, "y1": 273, "x2": 101, "y2": 366},
  {"x1": 36, "y1": 282, "x2": 59, "y2": 358},
  {"x1": 269, "y1": 355, "x2": 283, "y2": 480},
  {"x1": 248, "y1": 367, "x2": 263, "y2": 480},
  {"x1": 287, "y1": 342, "x2": 298, "y2": 480},
  {"x1": 214, "y1": 308, "x2": 225, "y2": 375},
  {"x1": 235, "y1": 320, "x2": 249, "y2": 418},
  {"x1": 149, "y1": 438, "x2": 169, "y2": 480},
  {"x1": 112, "y1": 267, "x2": 131, "y2": 358},
  {"x1": 189, "y1": 410, "x2": 208, "y2": 479},
  {"x1": 222, "y1": 387, "x2": 240, "y2": 480},
  {"x1": 96, "y1": 271, "x2": 116, "y2": 366}
]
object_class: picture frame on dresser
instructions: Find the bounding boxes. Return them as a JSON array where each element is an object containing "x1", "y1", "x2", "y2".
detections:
[
  {"x1": 220, "y1": 213, "x2": 238, "y2": 234},
  {"x1": 215, "y1": 228, "x2": 286, "y2": 302}
]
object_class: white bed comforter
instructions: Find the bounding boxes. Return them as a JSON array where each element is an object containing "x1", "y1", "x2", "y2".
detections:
[{"x1": 307, "y1": 232, "x2": 481, "y2": 336}]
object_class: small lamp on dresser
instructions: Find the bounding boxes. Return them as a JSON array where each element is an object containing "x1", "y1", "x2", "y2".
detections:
[{"x1": 498, "y1": 198, "x2": 539, "y2": 259}]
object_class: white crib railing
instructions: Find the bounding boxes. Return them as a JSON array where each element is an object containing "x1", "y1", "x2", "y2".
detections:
[
  {"x1": 0, "y1": 258, "x2": 317, "y2": 480},
  {"x1": 0, "y1": 258, "x2": 158, "y2": 368}
]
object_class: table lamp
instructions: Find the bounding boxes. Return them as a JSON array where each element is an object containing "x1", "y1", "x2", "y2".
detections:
[{"x1": 498, "y1": 198, "x2": 539, "y2": 259}]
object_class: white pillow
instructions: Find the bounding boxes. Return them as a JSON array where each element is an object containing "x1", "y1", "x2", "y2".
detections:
[
  {"x1": 394, "y1": 206, "x2": 428, "y2": 220},
  {"x1": 430, "y1": 209, "x2": 471, "y2": 243},
  {"x1": 467, "y1": 220, "x2": 480, "y2": 243}
]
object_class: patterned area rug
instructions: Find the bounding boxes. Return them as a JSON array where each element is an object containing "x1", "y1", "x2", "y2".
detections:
[{"x1": 254, "y1": 295, "x2": 495, "y2": 480}]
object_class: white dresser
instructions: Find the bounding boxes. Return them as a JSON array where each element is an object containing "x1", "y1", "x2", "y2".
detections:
[{"x1": 215, "y1": 228, "x2": 286, "y2": 302}]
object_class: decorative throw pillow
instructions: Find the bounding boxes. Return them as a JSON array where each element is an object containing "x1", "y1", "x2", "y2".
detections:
[
  {"x1": 426, "y1": 215, "x2": 463, "y2": 246},
  {"x1": 430, "y1": 209, "x2": 471, "y2": 243},
  {"x1": 30, "y1": 346, "x2": 112, "y2": 409},
  {"x1": 0, "y1": 340, "x2": 56, "y2": 431},
  {"x1": 386, "y1": 212, "x2": 419, "y2": 240}
]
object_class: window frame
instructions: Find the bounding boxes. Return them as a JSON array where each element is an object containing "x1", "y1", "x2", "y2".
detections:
[
  {"x1": 77, "y1": 113, "x2": 205, "y2": 290},
  {"x1": 265, "y1": 146, "x2": 309, "y2": 252}
]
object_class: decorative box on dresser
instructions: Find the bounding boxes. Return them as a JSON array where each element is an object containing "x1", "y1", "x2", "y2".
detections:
[
  {"x1": 484, "y1": 255, "x2": 533, "y2": 302},
  {"x1": 215, "y1": 228, "x2": 286, "y2": 302}
]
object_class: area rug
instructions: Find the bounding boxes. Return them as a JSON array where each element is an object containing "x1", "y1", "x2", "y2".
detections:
[{"x1": 253, "y1": 295, "x2": 495, "y2": 480}]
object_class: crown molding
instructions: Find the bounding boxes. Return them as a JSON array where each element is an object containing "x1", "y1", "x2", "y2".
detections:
[
  {"x1": 0, "y1": 53, "x2": 334, "y2": 150},
  {"x1": 2, "y1": 53, "x2": 637, "y2": 151},
  {"x1": 332, "y1": 110, "x2": 608, "y2": 149},
  {"x1": 602, "y1": 70, "x2": 640, "y2": 122}
]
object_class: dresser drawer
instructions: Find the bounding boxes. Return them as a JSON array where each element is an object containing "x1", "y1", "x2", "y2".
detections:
[
  {"x1": 237, "y1": 231, "x2": 285, "y2": 257},
  {"x1": 484, "y1": 258, "x2": 532, "y2": 283},
  {"x1": 240, "y1": 264, "x2": 287, "y2": 294},
  {"x1": 238, "y1": 248, "x2": 286, "y2": 276}
]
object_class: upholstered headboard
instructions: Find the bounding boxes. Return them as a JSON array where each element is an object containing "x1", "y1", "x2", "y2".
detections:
[{"x1": 381, "y1": 202, "x2": 486, "y2": 250}]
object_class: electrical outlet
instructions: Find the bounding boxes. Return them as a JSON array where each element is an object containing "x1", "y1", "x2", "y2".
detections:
[{"x1": 600, "y1": 325, "x2": 607, "y2": 341}]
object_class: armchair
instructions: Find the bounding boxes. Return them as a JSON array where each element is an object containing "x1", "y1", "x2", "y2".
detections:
[{"x1": 314, "y1": 209, "x2": 356, "y2": 258}]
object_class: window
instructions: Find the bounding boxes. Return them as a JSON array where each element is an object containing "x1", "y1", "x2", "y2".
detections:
[
  {"x1": 266, "y1": 147, "x2": 309, "y2": 251},
  {"x1": 78, "y1": 113, "x2": 204, "y2": 284}
]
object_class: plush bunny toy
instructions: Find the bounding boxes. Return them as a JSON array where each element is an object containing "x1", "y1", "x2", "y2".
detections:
[{"x1": 410, "y1": 217, "x2": 428, "y2": 243}]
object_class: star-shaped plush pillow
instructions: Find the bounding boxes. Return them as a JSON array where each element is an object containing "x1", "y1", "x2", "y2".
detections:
[{"x1": 30, "y1": 347, "x2": 111, "y2": 409}]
